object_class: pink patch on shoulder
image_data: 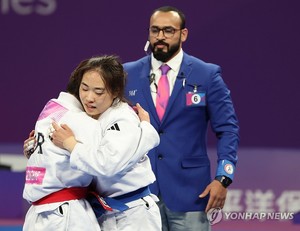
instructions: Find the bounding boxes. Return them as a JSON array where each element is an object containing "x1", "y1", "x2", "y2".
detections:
[{"x1": 37, "y1": 100, "x2": 68, "y2": 122}]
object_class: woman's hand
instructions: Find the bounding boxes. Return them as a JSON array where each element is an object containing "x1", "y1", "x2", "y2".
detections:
[
  {"x1": 51, "y1": 122, "x2": 77, "y2": 152},
  {"x1": 135, "y1": 103, "x2": 150, "y2": 123},
  {"x1": 23, "y1": 130, "x2": 35, "y2": 159}
]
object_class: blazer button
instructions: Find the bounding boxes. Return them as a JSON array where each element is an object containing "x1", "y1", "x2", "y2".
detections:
[{"x1": 158, "y1": 154, "x2": 163, "y2": 160}]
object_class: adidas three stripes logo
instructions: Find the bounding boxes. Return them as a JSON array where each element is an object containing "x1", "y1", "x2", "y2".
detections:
[{"x1": 108, "y1": 123, "x2": 120, "y2": 131}]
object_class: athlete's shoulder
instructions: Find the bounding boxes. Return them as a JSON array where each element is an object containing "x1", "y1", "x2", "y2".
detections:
[
  {"x1": 110, "y1": 102, "x2": 137, "y2": 118},
  {"x1": 99, "y1": 102, "x2": 138, "y2": 124}
]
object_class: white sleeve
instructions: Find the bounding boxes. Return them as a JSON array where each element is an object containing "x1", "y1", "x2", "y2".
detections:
[
  {"x1": 135, "y1": 120, "x2": 160, "y2": 161},
  {"x1": 69, "y1": 111, "x2": 159, "y2": 177}
]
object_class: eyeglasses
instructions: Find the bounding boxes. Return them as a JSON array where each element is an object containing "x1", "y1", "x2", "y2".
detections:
[{"x1": 149, "y1": 26, "x2": 182, "y2": 38}]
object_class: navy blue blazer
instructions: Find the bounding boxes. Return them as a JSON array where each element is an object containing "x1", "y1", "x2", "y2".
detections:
[{"x1": 123, "y1": 53, "x2": 239, "y2": 212}]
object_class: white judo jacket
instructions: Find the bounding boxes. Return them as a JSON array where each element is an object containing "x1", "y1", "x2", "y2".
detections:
[
  {"x1": 70, "y1": 101, "x2": 160, "y2": 198},
  {"x1": 24, "y1": 93, "x2": 159, "y2": 203},
  {"x1": 23, "y1": 92, "x2": 99, "y2": 204}
]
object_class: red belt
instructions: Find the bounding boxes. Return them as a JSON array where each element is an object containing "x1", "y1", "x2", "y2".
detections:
[{"x1": 32, "y1": 187, "x2": 88, "y2": 205}]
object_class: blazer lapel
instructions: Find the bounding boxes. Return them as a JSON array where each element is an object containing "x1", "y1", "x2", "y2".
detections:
[
  {"x1": 138, "y1": 62, "x2": 161, "y2": 124},
  {"x1": 162, "y1": 56, "x2": 192, "y2": 122}
]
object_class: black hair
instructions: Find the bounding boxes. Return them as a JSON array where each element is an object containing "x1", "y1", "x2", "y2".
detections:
[
  {"x1": 67, "y1": 55, "x2": 127, "y2": 104},
  {"x1": 152, "y1": 6, "x2": 186, "y2": 29}
]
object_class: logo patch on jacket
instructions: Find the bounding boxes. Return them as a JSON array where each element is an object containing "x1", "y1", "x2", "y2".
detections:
[{"x1": 108, "y1": 123, "x2": 120, "y2": 131}]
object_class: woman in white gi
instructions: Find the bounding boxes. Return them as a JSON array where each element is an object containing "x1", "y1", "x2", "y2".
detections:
[
  {"x1": 50, "y1": 55, "x2": 162, "y2": 230},
  {"x1": 22, "y1": 55, "x2": 160, "y2": 231},
  {"x1": 22, "y1": 90, "x2": 101, "y2": 231}
]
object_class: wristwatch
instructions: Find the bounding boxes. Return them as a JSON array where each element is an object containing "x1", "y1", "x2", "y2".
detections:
[{"x1": 215, "y1": 175, "x2": 232, "y2": 188}]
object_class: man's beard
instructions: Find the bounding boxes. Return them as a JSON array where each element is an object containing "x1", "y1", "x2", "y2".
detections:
[{"x1": 151, "y1": 41, "x2": 180, "y2": 63}]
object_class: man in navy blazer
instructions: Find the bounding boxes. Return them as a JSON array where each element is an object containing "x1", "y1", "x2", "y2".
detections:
[{"x1": 124, "y1": 6, "x2": 239, "y2": 231}]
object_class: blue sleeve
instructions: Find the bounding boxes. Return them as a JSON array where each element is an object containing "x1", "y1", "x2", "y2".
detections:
[{"x1": 207, "y1": 70, "x2": 240, "y2": 180}]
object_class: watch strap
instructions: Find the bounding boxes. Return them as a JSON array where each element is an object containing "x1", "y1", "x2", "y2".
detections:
[{"x1": 215, "y1": 175, "x2": 232, "y2": 188}]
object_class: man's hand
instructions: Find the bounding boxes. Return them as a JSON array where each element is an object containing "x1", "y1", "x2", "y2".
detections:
[{"x1": 199, "y1": 180, "x2": 227, "y2": 212}]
